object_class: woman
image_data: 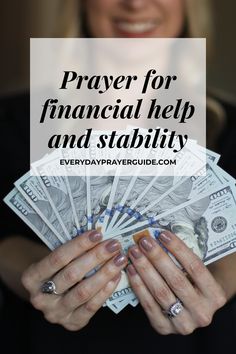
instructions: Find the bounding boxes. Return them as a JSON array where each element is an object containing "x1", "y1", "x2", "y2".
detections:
[{"x1": 1, "y1": 1, "x2": 236, "y2": 353}]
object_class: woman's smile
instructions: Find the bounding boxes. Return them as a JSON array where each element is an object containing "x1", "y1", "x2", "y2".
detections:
[
  {"x1": 113, "y1": 18, "x2": 162, "y2": 37},
  {"x1": 84, "y1": 0, "x2": 185, "y2": 38}
]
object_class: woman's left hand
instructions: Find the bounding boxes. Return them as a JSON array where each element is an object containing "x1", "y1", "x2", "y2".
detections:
[{"x1": 127, "y1": 230, "x2": 227, "y2": 335}]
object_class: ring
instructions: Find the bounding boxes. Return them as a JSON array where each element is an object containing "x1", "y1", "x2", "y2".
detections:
[
  {"x1": 41, "y1": 280, "x2": 60, "y2": 295},
  {"x1": 164, "y1": 299, "x2": 184, "y2": 319}
]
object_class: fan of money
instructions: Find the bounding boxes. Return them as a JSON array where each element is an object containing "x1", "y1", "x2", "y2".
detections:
[{"x1": 4, "y1": 136, "x2": 236, "y2": 313}]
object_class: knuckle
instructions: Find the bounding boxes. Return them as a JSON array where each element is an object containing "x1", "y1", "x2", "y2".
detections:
[
  {"x1": 189, "y1": 258, "x2": 205, "y2": 276},
  {"x1": 94, "y1": 247, "x2": 106, "y2": 264},
  {"x1": 170, "y1": 273, "x2": 186, "y2": 292},
  {"x1": 49, "y1": 249, "x2": 66, "y2": 269},
  {"x1": 103, "y1": 263, "x2": 116, "y2": 279},
  {"x1": 131, "y1": 277, "x2": 143, "y2": 292},
  {"x1": 142, "y1": 299, "x2": 155, "y2": 315},
  {"x1": 153, "y1": 325, "x2": 172, "y2": 336},
  {"x1": 21, "y1": 270, "x2": 31, "y2": 290},
  {"x1": 75, "y1": 236, "x2": 88, "y2": 252},
  {"x1": 62, "y1": 323, "x2": 78, "y2": 331},
  {"x1": 62, "y1": 266, "x2": 79, "y2": 284},
  {"x1": 103, "y1": 278, "x2": 117, "y2": 294},
  {"x1": 44, "y1": 312, "x2": 59, "y2": 324},
  {"x1": 30, "y1": 294, "x2": 44, "y2": 310},
  {"x1": 172, "y1": 242, "x2": 184, "y2": 255},
  {"x1": 84, "y1": 300, "x2": 98, "y2": 314},
  {"x1": 75, "y1": 284, "x2": 90, "y2": 303},
  {"x1": 21, "y1": 264, "x2": 36, "y2": 290},
  {"x1": 150, "y1": 245, "x2": 164, "y2": 258},
  {"x1": 178, "y1": 321, "x2": 195, "y2": 335},
  {"x1": 153, "y1": 285, "x2": 172, "y2": 303},
  {"x1": 214, "y1": 289, "x2": 227, "y2": 309},
  {"x1": 63, "y1": 320, "x2": 89, "y2": 332},
  {"x1": 196, "y1": 311, "x2": 212, "y2": 327},
  {"x1": 136, "y1": 259, "x2": 149, "y2": 273},
  {"x1": 149, "y1": 319, "x2": 173, "y2": 335}
]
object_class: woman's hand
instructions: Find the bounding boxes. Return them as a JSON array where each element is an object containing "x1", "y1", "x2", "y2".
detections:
[
  {"x1": 22, "y1": 230, "x2": 128, "y2": 331},
  {"x1": 127, "y1": 230, "x2": 226, "y2": 335}
]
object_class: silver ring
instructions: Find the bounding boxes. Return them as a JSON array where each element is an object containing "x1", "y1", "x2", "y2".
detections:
[
  {"x1": 41, "y1": 280, "x2": 60, "y2": 295},
  {"x1": 165, "y1": 299, "x2": 184, "y2": 319}
]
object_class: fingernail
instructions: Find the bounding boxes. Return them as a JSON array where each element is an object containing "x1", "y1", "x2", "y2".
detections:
[
  {"x1": 89, "y1": 230, "x2": 103, "y2": 242},
  {"x1": 127, "y1": 264, "x2": 137, "y2": 276},
  {"x1": 113, "y1": 253, "x2": 127, "y2": 267},
  {"x1": 129, "y1": 246, "x2": 143, "y2": 259},
  {"x1": 106, "y1": 240, "x2": 121, "y2": 253},
  {"x1": 159, "y1": 232, "x2": 172, "y2": 243},
  {"x1": 140, "y1": 237, "x2": 153, "y2": 252}
]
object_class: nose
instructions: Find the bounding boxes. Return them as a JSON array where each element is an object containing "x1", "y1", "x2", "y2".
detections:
[{"x1": 121, "y1": 0, "x2": 147, "y2": 10}]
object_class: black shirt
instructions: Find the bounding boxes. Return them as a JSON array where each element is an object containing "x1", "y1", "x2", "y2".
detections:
[{"x1": 0, "y1": 93, "x2": 236, "y2": 354}]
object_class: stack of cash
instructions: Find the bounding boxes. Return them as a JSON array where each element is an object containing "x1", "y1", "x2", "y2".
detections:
[{"x1": 4, "y1": 137, "x2": 236, "y2": 313}]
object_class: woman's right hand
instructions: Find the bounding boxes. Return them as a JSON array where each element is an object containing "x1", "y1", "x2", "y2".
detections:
[{"x1": 22, "y1": 230, "x2": 127, "y2": 331}]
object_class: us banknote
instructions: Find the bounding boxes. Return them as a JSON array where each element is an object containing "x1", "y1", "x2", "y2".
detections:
[
  {"x1": 15, "y1": 172, "x2": 68, "y2": 242},
  {"x1": 106, "y1": 183, "x2": 236, "y2": 307},
  {"x1": 107, "y1": 161, "x2": 225, "y2": 234},
  {"x1": 4, "y1": 188, "x2": 62, "y2": 250},
  {"x1": 32, "y1": 153, "x2": 77, "y2": 239},
  {"x1": 4, "y1": 128, "x2": 236, "y2": 314}
]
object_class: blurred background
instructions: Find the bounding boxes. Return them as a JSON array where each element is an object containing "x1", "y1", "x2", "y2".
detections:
[{"x1": 0, "y1": 0, "x2": 235, "y2": 99}]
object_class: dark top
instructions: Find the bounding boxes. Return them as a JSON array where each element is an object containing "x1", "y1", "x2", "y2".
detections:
[{"x1": 0, "y1": 93, "x2": 236, "y2": 354}]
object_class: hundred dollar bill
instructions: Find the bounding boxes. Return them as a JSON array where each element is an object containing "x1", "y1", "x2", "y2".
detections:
[
  {"x1": 106, "y1": 183, "x2": 236, "y2": 306},
  {"x1": 106, "y1": 143, "x2": 205, "y2": 235},
  {"x1": 104, "y1": 129, "x2": 175, "y2": 233},
  {"x1": 108, "y1": 175, "x2": 174, "y2": 234},
  {"x1": 111, "y1": 183, "x2": 236, "y2": 263},
  {"x1": 15, "y1": 172, "x2": 67, "y2": 243},
  {"x1": 99, "y1": 125, "x2": 171, "y2": 233},
  {"x1": 32, "y1": 153, "x2": 77, "y2": 239},
  {"x1": 106, "y1": 275, "x2": 135, "y2": 312},
  {"x1": 104, "y1": 176, "x2": 135, "y2": 233},
  {"x1": 89, "y1": 176, "x2": 114, "y2": 229},
  {"x1": 86, "y1": 174, "x2": 92, "y2": 230},
  {"x1": 100, "y1": 127, "x2": 153, "y2": 233},
  {"x1": 111, "y1": 161, "x2": 225, "y2": 233},
  {"x1": 66, "y1": 175, "x2": 87, "y2": 233},
  {"x1": 106, "y1": 294, "x2": 136, "y2": 313},
  {"x1": 61, "y1": 148, "x2": 88, "y2": 233},
  {"x1": 99, "y1": 174, "x2": 122, "y2": 233},
  {"x1": 4, "y1": 188, "x2": 62, "y2": 250},
  {"x1": 93, "y1": 127, "x2": 144, "y2": 233}
]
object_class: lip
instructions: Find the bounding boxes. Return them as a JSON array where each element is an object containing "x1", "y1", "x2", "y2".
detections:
[{"x1": 113, "y1": 19, "x2": 161, "y2": 38}]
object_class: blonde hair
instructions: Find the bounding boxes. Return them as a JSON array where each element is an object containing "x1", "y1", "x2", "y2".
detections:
[
  {"x1": 52, "y1": 0, "x2": 79, "y2": 37},
  {"x1": 185, "y1": 0, "x2": 214, "y2": 57},
  {"x1": 186, "y1": 0, "x2": 213, "y2": 38}
]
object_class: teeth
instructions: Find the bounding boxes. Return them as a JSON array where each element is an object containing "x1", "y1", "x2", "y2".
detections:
[{"x1": 116, "y1": 21, "x2": 157, "y2": 34}]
